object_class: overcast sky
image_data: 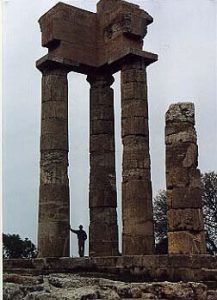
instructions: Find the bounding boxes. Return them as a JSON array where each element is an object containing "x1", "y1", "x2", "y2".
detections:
[{"x1": 3, "y1": 0, "x2": 217, "y2": 256}]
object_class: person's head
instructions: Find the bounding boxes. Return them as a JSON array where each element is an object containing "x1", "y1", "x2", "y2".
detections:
[{"x1": 79, "y1": 225, "x2": 83, "y2": 230}]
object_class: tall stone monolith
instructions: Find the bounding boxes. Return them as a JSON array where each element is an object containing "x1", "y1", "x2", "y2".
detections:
[{"x1": 165, "y1": 102, "x2": 206, "y2": 254}]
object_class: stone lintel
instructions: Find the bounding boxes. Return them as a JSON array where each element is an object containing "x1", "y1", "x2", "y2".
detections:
[
  {"x1": 36, "y1": 54, "x2": 93, "y2": 74},
  {"x1": 36, "y1": 50, "x2": 157, "y2": 75}
]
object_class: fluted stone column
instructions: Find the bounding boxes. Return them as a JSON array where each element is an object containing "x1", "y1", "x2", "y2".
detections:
[
  {"x1": 87, "y1": 72, "x2": 119, "y2": 257},
  {"x1": 38, "y1": 65, "x2": 70, "y2": 257},
  {"x1": 165, "y1": 102, "x2": 206, "y2": 254},
  {"x1": 121, "y1": 58, "x2": 155, "y2": 255}
]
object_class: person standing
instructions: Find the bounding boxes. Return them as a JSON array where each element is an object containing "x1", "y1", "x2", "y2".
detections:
[{"x1": 69, "y1": 225, "x2": 87, "y2": 257}]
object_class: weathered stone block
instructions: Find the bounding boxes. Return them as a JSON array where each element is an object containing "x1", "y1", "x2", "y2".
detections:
[
  {"x1": 123, "y1": 219, "x2": 153, "y2": 235},
  {"x1": 165, "y1": 129, "x2": 197, "y2": 145},
  {"x1": 121, "y1": 68, "x2": 146, "y2": 83},
  {"x1": 168, "y1": 231, "x2": 207, "y2": 254},
  {"x1": 41, "y1": 119, "x2": 68, "y2": 136},
  {"x1": 122, "y1": 180, "x2": 152, "y2": 204},
  {"x1": 165, "y1": 103, "x2": 195, "y2": 124},
  {"x1": 39, "y1": 184, "x2": 69, "y2": 204},
  {"x1": 42, "y1": 74, "x2": 68, "y2": 102},
  {"x1": 90, "y1": 134, "x2": 114, "y2": 153},
  {"x1": 122, "y1": 100, "x2": 148, "y2": 118},
  {"x1": 90, "y1": 90, "x2": 114, "y2": 107},
  {"x1": 123, "y1": 234, "x2": 154, "y2": 255},
  {"x1": 167, "y1": 187, "x2": 202, "y2": 209},
  {"x1": 41, "y1": 101, "x2": 68, "y2": 120},
  {"x1": 121, "y1": 81, "x2": 147, "y2": 100},
  {"x1": 90, "y1": 119, "x2": 114, "y2": 135},
  {"x1": 123, "y1": 168, "x2": 151, "y2": 181},
  {"x1": 122, "y1": 117, "x2": 148, "y2": 137},
  {"x1": 122, "y1": 135, "x2": 149, "y2": 151},
  {"x1": 90, "y1": 106, "x2": 114, "y2": 120},
  {"x1": 167, "y1": 208, "x2": 205, "y2": 231},
  {"x1": 40, "y1": 134, "x2": 68, "y2": 151},
  {"x1": 90, "y1": 152, "x2": 115, "y2": 169}
]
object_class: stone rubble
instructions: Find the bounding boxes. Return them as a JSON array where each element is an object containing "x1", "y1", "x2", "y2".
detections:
[{"x1": 3, "y1": 273, "x2": 217, "y2": 300}]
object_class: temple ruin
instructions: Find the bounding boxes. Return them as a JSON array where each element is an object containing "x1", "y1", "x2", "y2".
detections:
[
  {"x1": 36, "y1": 0, "x2": 157, "y2": 258},
  {"x1": 36, "y1": 0, "x2": 206, "y2": 258}
]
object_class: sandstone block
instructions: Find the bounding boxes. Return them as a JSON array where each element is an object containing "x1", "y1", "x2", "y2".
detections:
[
  {"x1": 122, "y1": 180, "x2": 152, "y2": 202},
  {"x1": 42, "y1": 74, "x2": 68, "y2": 102},
  {"x1": 40, "y1": 161, "x2": 68, "y2": 185},
  {"x1": 165, "y1": 102, "x2": 195, "y2": 124},
  {"x1": 90, "y1": 106, "x2": 114, "y2": 120},
  {"x1": 123, "y1": 168, "x2": 151, "y2": 181},
  {"x1": 40, "y1": 134, "x2": 68, "y2": 151},
  {"x1": 168, "y1": 231, "x2": 207, "y2": 254},
  {"x1": 90, "y1": 134, "x2": 114, "y2": 153},
  {"x1": 41, "y1": 101, "x2": 68, "y2": 120},
  {"x1": 122, "y1": 135, "x2": 149, "y2": 151},
  {"x1": 123, "y1": 234, "x2": 154, "y2": 255},
  {"x1": 167, "y1": 208, "x2": 205, "y2": 231},
  {"x1": 121, "y1": 68, "x2": 146, "y2": 83},
  {"x1": 39, "y1": 202, "x2": 69, "y2": 222},
  {"x1": 123, "y1": 219, "x2": 153, "y2": 235},
  {"x1": 167, "y1": 187, "x2": 202, "y2": 209},
  {"x1": 166, "y1": 167, "x2": 191, "y2": 188},
  {"x1": 122, "y1": 100, "x2": 148, "y2": 118},
  {"x1": 165, "y1": 128, "x2": 197, "y2": 145},
  {"x1": 39, "y1": 184, "x2": 69, "y2": 204},
  {"x1": 41, "y1": 119, "x2": 68, "y2": 136},
  {"x1": 90, "y1": 88, "x2": 114, "y2": 106},
  {"x1": 122, "y1": 117, "x2": 148, "y2": 137},
  {"x1": 90, "y1": 119, "x2": 114, "y2": 135},
  {"x1": 165, "y1": 121, "x2": 195, "y2": 136},
  {"x1": 90, "y1": 152, "x2": 115, "y2": 169},
  {"x1": 121, "y1": 81, "x2": 147, "y2": 100}
]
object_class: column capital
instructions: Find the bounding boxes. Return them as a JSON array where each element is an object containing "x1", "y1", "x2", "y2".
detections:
[
  {"x1": 86, "y1": 71, "x2": 114, "y2": 87},
  {"x1": 36, "y1": 55, "x2": 71, "y2": 76}
]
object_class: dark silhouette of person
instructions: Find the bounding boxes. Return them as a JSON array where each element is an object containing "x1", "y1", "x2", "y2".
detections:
[{"x1": 69, "y1": 225, "x2": 87, "y2": 257}]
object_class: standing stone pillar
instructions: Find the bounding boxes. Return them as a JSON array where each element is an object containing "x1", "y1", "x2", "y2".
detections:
[
  {"x1": 38, "y1": 64, "x2": 70, "y2": 257},
  {"x1": 165, "y1": 102, "x2": 206, "y2": 254},
  {"x1": 87, "y1": 71, "x2": 119, "y2": 257},
  {"x1": 121, "y1": 58, "x2": 155, "y2": 255}
]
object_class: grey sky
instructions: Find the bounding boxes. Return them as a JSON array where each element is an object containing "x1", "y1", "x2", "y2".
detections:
[{"x1": 3, "y1": 0, "x2": 217, "y2": 255}]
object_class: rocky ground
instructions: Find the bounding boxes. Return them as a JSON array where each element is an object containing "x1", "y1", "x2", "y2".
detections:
[{"x1": 3, "y1": 272, "x2": 217, "y2": 300}]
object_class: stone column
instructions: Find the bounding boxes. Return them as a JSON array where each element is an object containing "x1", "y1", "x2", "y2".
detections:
[
  {"x1": 38, "y1": 65, "x2": 70, "y2": 257},
  {"x1": 165, "y1": 102, "x2": 206, "y2": 254},
  {"x1": 87, "y1": 71, "x2": 119, "y2": 257},
  {"x1": 121, "y1": 58, "x2": 155, "y2": 255}
]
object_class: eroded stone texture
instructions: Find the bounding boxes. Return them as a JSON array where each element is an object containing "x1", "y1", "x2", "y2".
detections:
[
  {"x1": 121, "y1": 58, "x2": 154, "y2": 255},
  {"x1": 87, "y1": 72, "x2": 119, "y2": 256},
  {"x1": 38, "y1": 66, "x2": 70, "y2": 257},
  {"x1": 165, "y1": 102, "x2": 206, "y2": 254}
]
